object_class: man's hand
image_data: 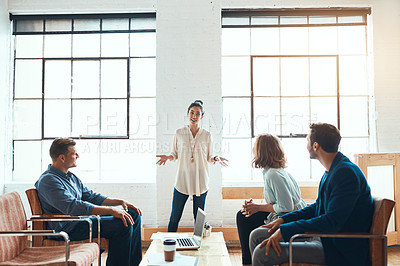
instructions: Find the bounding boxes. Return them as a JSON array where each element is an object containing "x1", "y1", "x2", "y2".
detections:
[
  {"x1": 101, "y1": 197, "x2": 142, "y2": 216},
  {"x1": 259, "y1": 228, "x2": 283, "y2": 257},
  {"x1": 121, "y1": 200, "x2": 142, "y2": 216},
  {"x1": 110, "y1": 207, "x2": 134, "y2": 227},
  {"x1": 261, "y1": 217, "x2": 284, "y2": 233}
]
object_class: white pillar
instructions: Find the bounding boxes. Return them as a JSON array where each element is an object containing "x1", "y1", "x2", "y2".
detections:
[
  {"x1": 0, "y1": 0, "x2": 11, "y2": 194},
  {"x1": 156, "y1": 0, "x2": 223, "y2": 227}
]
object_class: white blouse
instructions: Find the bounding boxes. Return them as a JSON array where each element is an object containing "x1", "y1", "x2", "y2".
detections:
[{"x1": 169, "y1": 126, "x2": 215, "y2": 196}]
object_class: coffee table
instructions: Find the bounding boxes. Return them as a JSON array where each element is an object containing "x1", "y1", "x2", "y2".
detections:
[{"x1": 140, "y1": 231, "x2": 231, "y2": 266}]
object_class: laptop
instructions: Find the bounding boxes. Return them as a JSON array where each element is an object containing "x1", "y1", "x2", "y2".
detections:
[{"x1": 175, "y1": 208, "x2": 206, "y2": 250}]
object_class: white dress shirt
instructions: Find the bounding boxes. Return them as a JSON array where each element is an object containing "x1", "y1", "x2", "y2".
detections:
[{"x1": 169, "y1": 126, "x2": 215, "y2": 196}]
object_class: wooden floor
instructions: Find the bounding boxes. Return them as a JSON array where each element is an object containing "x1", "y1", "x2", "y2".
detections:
[
  {"x1": 388, "y1": 245, "x2": 400, "y2": 266},
  {"x1": 95, "y1": 245, "x2": 400, "y2": 265}
]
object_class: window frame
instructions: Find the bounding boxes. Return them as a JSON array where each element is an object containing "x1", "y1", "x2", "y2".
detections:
[
  {"x1": 12, "y1": 13, "x2": 156, "y2": 141},
  {"x1": 11, "y1": 13, "x2": 157, "y2": 182},
  {"x1": 221, "y1": 8, "x2": 371, "y2": 183}
]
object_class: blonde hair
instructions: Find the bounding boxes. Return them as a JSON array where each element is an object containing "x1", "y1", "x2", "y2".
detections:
[{"x1": 252, "y1": 134, "x2": 287, "y2": 169}]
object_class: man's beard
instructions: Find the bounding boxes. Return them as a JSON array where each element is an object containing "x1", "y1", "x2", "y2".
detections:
[{"x1": 308, "y1": 150, "x2": 317, "y2": 159}]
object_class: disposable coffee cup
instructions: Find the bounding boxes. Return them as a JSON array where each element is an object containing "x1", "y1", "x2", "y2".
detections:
[{"x1": 163, "y1": 239, "x2": 176, "y2": 262}]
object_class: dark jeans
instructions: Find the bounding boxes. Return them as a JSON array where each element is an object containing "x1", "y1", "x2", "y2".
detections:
[
  {"x1": 236, "y1": 209, "x2": 270, "y2": 265},
  {"x1": 66, "y1": 209, "x2": 142, "y2": 266},
  {"x1": 167, "y1": 188, "x2": 207, "y2": 232}
]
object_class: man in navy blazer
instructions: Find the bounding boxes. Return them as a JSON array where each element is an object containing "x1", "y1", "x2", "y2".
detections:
[{"x1": 249, "y1": 123, "x2": 374, "y2": 266}]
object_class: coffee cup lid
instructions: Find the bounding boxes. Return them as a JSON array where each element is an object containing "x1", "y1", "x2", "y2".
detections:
[{"x1": 163, "y1": 239, "x2": 176, "y2": 245}]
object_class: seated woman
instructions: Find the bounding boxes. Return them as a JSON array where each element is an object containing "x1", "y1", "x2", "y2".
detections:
[{"x1": 236, "y1": 134, "x2": 306, "y2": 266}]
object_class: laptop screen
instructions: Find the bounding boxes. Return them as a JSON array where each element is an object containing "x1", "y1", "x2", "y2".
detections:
[{"x1": 193, "y1": 208, "x2": 206, "y2": 237}]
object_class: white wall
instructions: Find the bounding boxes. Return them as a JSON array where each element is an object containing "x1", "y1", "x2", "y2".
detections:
[
  {"x1": 370, "y1": 1, "x2": 400, "y2": 152},
  {"x1": 0, "y1": 0, "x2": 10, "y2": 195},
  {"x1": 156, "y1": 0, "x2": 223, "y2": 227},
  {"x1": 4, "y1": 0, "x2": 400, "y2": 228}
]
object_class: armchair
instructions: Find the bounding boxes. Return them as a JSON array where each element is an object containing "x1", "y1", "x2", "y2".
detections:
[
  {"x1": 0, "y1": 191, "x2": 98, "y2": 266},
  {"x1": 26, "y1": 188, "x2": 109, "y2": 266},
  {"x1": 281, "y1": 196, "x2": 395, "y2": 266}
]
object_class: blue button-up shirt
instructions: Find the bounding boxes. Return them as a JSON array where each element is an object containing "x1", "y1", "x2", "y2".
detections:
[{"x1": 35, "y1": 165, "x2": 107, "y2": 233}]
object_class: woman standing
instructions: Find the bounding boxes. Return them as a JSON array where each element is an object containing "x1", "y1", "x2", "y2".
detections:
[
  {"x1": 156, "y1": 100, "x2": 228, "y2": 232},
  {"x1": 236, "y1": 134, "x2": 306, "y2": 266}
]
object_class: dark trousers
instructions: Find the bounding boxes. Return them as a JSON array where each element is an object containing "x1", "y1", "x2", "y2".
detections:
[
  {"x1": 236, "y1": 209, "x2": 270, "y2": 265},
  {"x1": 167, "y1": 188, "x2": 207, "y2": 232},
  {"x1": 67, "y1": 209, "x2": 142, "y2": 266}
]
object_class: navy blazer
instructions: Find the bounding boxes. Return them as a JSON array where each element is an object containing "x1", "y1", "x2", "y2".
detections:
[{"x1": 280, "y1": 152, "x2": 374, "y2": 266}]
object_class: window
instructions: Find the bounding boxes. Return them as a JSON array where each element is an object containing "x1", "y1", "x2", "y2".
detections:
[
  {"x1": 221, "y1": 8, "x2": 372, "y2": 183},
  {"x1": 12, "y1": 14, "x2": 157, "y2": 182}
]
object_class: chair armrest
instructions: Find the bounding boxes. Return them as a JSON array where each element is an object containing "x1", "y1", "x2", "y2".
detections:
[
  {"x1": 0, "y1": 229, "x2": 70, "y2": 240},
  {"x1": 0, "y1": 230, "x2": 70, "y2": 241},
  {"x1": 0, "y1": 229, "x2": 54, "y2": 235},
  {"x1": 29, "y1": 213, "x2": 102, "y2": 266},
  {"x1": 31, "y1": 214, "x2": 102, "y2": 266},
  {"x1": 287, "y1": 233, "x2": 387, "y2": 266},
  {"x1": 0, "y1": 230, "x2": 71, "y2": 264},
  {"x1": 31, "y1": 214, "x2": 82, "y2": 219},
  {"x1": 29, "y1": 215, "x2": 94, "y2": 242},
  {"x1": 293, "y1": 232, "x2": 384, "y2": 238}
]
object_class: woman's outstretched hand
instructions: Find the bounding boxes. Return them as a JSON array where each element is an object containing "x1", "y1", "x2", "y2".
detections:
[
  {"x1": 156, "y1": 155, "x2": 171, "y2": 165},
  {"x1": 215, "y1": 156, "x2": 229, "y2": 167}
]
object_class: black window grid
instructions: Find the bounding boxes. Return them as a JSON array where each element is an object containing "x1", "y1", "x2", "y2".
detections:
[
  {"x1": 221, "y1": 8, "x2": 370, "y2": 140},
  {"x1": 12, "y1": 14, "x2": 156, "y2": 141},
  {"x1": 11, "y1": 13, "x2": 156, "y2": 35},
  {"x1": 221, "y1": 7, "x2": 370, "y2": 28}
]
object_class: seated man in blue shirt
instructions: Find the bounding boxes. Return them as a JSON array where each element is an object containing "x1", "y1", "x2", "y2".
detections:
[
  {"x1": 249, "y1": 123, "x2": 374, "y2": 266},
  {"x1": 35, "y1": 138, "x2": 142, "y2": 266}
]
